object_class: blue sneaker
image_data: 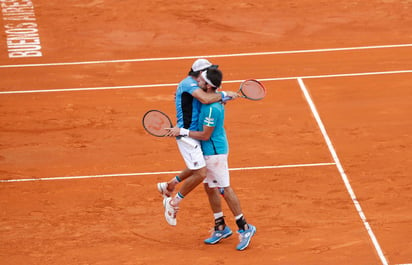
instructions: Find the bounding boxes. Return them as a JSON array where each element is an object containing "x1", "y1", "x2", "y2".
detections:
[
  {"x1": 236, "y1": 224, "x2": 256, "y2": 251},
  {"x1": 204, "y1": 226, "x2": 233, "y2": 244}
]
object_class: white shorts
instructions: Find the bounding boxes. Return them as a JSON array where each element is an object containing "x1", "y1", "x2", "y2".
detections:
[
  {"x1": 176, "y1": 137, "x2": 205, "y2": 170},
  {"x1": 203, "y1": 154, "x2": 230, "y2": 188}
]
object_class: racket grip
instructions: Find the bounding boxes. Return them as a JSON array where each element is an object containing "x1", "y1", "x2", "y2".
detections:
[{"x1": 221, "y1": 96, "x2": 233, "y2": 103}]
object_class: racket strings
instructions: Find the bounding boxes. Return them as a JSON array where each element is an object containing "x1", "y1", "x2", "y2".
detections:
[
  {"x1": 241, "y1": 80, "x2": 266, "y2": 100},
  {"x1": 143, "y1": 111, "x2": 172, "y2": 137}
]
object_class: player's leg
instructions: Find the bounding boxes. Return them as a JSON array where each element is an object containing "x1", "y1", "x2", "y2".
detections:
[
  {"x1": 221, "y1": 187, "x2": 242, "y2": 218},
  {"x1": 204, "y1": 183, "x2": 222, "y2": 215},
  {"x1": 157, "y1": 168, "x2": 192, "y2": 198},
  {"x1": 207, "y1": 154, "x2": 256, "y2": 250},
  {"x1": 203, "y1": 183, "x2": 233, "y2": 244},
  {"x1": 176, "y1": 166, "x2": 206, "y2": 197},
  {"x1": 203, "y1": 155, "x2": 233, "y2": 244},
  {"x1": 158, "y1": 138, "x2": 202, "y2": 198},
  {"x1": 223, "y1": 186, "x2": 256, "y2": 250},
  {"x1": 222, "y1": 187, "x2": 248, "y2": 229},
  {"x1": 171, "y1": 138, "x2": 206, "y2": 199},
  {"x1": 162, "y1": 138, "x2": 205, "y2": 226},
  {"x1": 163, "y1": 166, "x2": 205, "y2": 226}
]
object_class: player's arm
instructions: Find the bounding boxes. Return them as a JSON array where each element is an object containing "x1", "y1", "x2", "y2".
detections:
[
  {"x1": 185, "y1": 125, "x2": 214, "y2": 141},
  {"x1": 165, "y1": 125, "x2": 213, "y2": 140},
  {"x1": 192, "y1": 89, "x2": 239, "y2": 104}
]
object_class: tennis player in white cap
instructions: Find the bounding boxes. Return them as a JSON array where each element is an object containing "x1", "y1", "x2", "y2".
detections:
[
  {"x1": 157, "y1": 59, "x2": 238, "y2": 226},
  {"x1": 165, "y1": 67, "x2": 256, "y2": 251}
]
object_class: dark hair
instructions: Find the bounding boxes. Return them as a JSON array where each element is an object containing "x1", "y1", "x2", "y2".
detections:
[
  {"x1": 206, "y1": 68, "x2": 222, "y2": 89},
  {"x1": 188, "y1": 69, "x2": 201, "y2": 77}
]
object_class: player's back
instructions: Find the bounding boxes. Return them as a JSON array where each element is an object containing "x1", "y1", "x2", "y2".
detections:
[{"x1": 175, "y1": 76, "x2": 202, "y2": 130}]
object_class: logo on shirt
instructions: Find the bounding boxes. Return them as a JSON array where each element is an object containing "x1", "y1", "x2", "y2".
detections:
[{"x1": 204, "y1": 117, "x2": 214, "y2": 126}]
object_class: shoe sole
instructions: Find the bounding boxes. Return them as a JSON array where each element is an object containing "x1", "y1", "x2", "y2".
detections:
[{"x1": 204, "y1": 231, "x2": 233, "y2": 245}]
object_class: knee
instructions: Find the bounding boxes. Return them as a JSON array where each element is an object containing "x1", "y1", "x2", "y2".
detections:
[
  {"x1": 193, "y1": 167, "x2": 207, "y2": 179},
  {"x1": 222, "y1": 186, "x2": 236, "y2": 197},
  {"x1": 205, "y1": 185, "x2": 223, "y2": 198}
]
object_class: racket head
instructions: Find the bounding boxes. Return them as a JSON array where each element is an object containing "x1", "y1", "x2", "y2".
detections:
[
  {"x1": 239, "y1": 79, "x2": 266, "y2": 100},
  {"x1": 142, "y1": 110, "x2": 173, "y2": 137}
]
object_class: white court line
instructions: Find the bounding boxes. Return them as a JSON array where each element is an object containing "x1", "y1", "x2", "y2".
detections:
[
  {"x1": 297, "y1": 78, "x2": 388, "y2": 265},
  {"x1": 1, "y1": 69, "x2": 411, "y2": 95},
  {"x1": 0, "y1": 43, "x2": 411, "y2": 68},
  {"x1": 0, "y1": 162, "x2": 335, "y2": 183}
]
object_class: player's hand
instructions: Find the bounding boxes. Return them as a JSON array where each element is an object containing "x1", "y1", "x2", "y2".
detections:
[
  {"x1": 165, "y1": 127, "x2": 181, "y2": 137},
  {"x1": 226, "y1": 91, "x2": 240, "y2": 99},
  {"x1": 221, "y1": 91, "x2": 240, "y2": 103}
]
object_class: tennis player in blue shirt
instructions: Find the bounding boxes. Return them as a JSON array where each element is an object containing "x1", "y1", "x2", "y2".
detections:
[
  {"x1": 166, "y1": 68, "x2": 256, "y2": 251},
  {"x1": 157, "y1": 59, "x2": 239, "y2": 226}
]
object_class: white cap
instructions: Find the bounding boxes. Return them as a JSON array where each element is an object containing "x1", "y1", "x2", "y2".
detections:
[{"x1": 191, "y1": 58, "x2": 212, "y2": 72}]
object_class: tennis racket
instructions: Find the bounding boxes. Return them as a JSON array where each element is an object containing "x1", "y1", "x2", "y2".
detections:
[
  {"x1": 142, "y1": 110, "x2": 198, "y2": 148},
  {"x1": 222, "y1": 79, "x2": 266, "y2": 101}
]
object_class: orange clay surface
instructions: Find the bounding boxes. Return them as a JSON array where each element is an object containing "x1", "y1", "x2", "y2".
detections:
[{"x1": 1, "y1": 1, "x2": 412, "y2": 264}]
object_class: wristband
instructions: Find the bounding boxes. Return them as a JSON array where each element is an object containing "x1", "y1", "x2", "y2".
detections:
[
  {"x1": 219, "y1": 91, "x2": 227, "y2": 99},
  {"x1": 180, "y1": 128, "x2": 189, "y2": 136},
  {"x1": 221, "y1": 96, "x2": 233, "y2": 103}
]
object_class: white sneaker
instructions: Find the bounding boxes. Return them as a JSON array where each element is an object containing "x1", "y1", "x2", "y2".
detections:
[
  {"x1": 163, "y1": 197, "x2": 178, "y2": 226},
  {"x1": 157, "y1": 182, "x2": 172, "y2": 198}
]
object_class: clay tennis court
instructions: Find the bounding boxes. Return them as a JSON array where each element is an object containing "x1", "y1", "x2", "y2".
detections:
[{"x1": 1, "y1": 1, "x2": 411, "y2": 264}]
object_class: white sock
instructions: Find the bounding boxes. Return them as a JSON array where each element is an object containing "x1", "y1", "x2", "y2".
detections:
[
  {"x1": 214, "y1": 212, "x2": 224, "y2": 219},
  {"x1": 172, "y1": 192, "x2": 184, "y2": 206},
  {"x1": 235, "y1": 214, "x2": 244, "y2": 220},
  {"x1": 171, "y1": 175, "x2": 182, "y2": 184}
]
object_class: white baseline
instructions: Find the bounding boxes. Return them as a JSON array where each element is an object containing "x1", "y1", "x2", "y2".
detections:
[
  {"x1": 1, "y1": 69, "x2": 411, "y2": 95},
  {"x1": 0, "y1": 43, "x2": 411, "y2": 68}
]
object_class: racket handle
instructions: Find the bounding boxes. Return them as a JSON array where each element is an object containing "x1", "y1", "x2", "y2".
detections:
[{"x1": 221, "y1": 96, "x2": 233, "y2": 103}]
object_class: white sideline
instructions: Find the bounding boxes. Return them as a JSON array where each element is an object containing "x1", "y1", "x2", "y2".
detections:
[
  {"x1": 0, "y1": 162, "x2": 335, "y2": 183},
  {"x1": 297, "y1": 78, "x2": 388, "y2": 265}
]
